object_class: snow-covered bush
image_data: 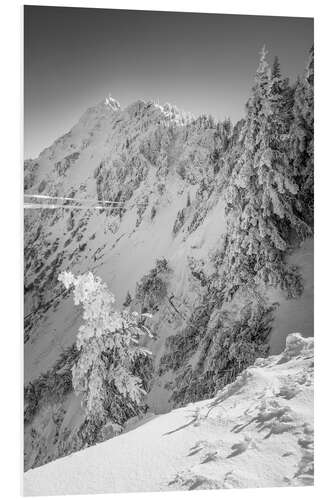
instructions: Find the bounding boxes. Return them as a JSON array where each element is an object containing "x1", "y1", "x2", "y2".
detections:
[
  {"x1": 38, "y1": 179, "x2": 47, "y2": 193},
  {"x1": 172, "y1": 208, "x2": 186, "y2": 234},
  {"x1": 24, "y1": 344, "x2": 79, "y2": 426},
  {"x1": 24, "y1": 159, "x2": 39, "y2": 190},
  {"x1": 135, "y1": 258, "x2": 171, "y2": 312},
  {"x1": 187, "y1": 256, "x2": 207, "y2": 287},
  {"x1": 58, "y1": 271, "x2": 153, "y2": 424},
  {"x1": 123, "y1": 291, "x2": 132, "y2": 308},
  {"x1": 136, "y1": 195, "x2": 149, "y2": 227},
  {"x1": 290, "y1": 47, "x2": 314, "y2": 226}
]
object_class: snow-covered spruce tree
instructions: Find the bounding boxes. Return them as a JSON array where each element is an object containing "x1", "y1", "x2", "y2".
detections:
[
  {"x1": 256, "y1": 54, "x2": 310, "y2": 240},
  {"x1": 290, "y1": 46, "x2": 314, "y2": 226},
  {"x1": 224, "y1": 46, "x2": 271, "y2": 296},
  {"x1": 58, "y1": 271, "x2": 152, "y2": 427},
  {"x1": 224, "y1": 47, "x2": 309, "y2": 299},
  {"x1": 162, "y1": 297, "x2": 275, "y2": 407},
  {"x1": 209, "y1": 118, "x2": 232, "y2": 175}
]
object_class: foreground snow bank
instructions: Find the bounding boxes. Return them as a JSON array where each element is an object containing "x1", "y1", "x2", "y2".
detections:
[{"x1": 24, "y1": 333, "x2": 314, "y2": 495}]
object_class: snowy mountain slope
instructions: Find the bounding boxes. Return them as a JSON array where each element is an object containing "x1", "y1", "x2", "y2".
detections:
[
  {"x1": 24, "y1": 333, "x2": 314, "y2": 495},
  {"x1": 23, "y1": 97, "x2": 234, "y2": 469},
  {"x1": 24, "y1": 95, "x2": 313, "y2": 471},
  {"x1": 24, "y1": 98, "x2": 222, "y2": 380}
]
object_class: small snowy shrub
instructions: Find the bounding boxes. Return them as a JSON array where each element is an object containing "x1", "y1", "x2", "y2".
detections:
[
  {"x1": 186, "y1": 192, "x2": 191, "y2": 207},
  {"x1": 173, "y1": 208, "x2": 186, "y2": 235},
  {"x1": 135, "y1": 258, "x2": 171, "y2": 312},
  {"x1": 150, "y1": 205, "x2": 157, "y2": 220},
  {"x1": 157, "y1": 183, "x2": 165, "y2": 195},
  {"x1": 24, "y1": 344, "x2": 79, "y2": 425},
  {"x1": 66, "y1": 211, "x2": 75, "y2": 232},
  {"x1": 38, "y1": 179, "x2": 47, "y2": 193},
  {"x1": 136, "y1": 195, "x2": 149, "y2": 227},
  {"x1": 58, "y1": 271, "x2": 153, "y2": 424},
  {"x1": 123, "y1": 291, "x2": 132, "y2": 308}
]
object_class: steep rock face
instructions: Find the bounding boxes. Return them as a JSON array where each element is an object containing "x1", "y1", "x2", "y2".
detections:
[{"x1": 24, "y1": 97, "x2": 313, "y2": 470}]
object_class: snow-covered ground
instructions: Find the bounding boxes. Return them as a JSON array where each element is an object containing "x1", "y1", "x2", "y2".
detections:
[
  {"x1": 24, "y1": 333, "x2": 313, "y2": 495},
  {"x1": 23, "y1": 96, "x2": 314, "y2": 472},
  {"x1": 268, "y1": 239, "x2": 314, "y2": 354}
]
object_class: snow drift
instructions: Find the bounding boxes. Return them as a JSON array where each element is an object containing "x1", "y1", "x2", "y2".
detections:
[{"x1": 24, "y1": 332, "x2": 314, "y2": 495}]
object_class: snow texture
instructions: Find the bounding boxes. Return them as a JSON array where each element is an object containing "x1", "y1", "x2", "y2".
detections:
[{"x1": 24, "y1": 333, "x2": 313, "y2": 495}]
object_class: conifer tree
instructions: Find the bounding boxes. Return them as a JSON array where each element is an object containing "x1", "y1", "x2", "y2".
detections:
[
  {"x1": 290, "y1": 46, "x2": 314, "y2": 225},
  {"x1": 224, "y1": 46, "x2": 270, "y2": 295},
  {"x1": 123, "y1": 291, "x2": 132, "y2": 308},
  {"x1": 58, "y1": 271, "x2": 152, "y2": 424},
  {"x1": 259, "y1": 54, "x2": 309, "y2": 236},
  {"x1": 224, "y1": 47, "x2": 308, "y2": 298}
]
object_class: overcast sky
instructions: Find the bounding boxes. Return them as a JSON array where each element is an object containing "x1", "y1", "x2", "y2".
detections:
[{"x1": 24, "y1": 7, "x2": 313, "y2": 159}]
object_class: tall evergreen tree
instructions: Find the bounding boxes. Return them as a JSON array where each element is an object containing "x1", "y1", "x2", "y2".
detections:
[
  {"x1": 290, "y1": 46, "x2": 314, "y2": 225},
  {"x1": 224, "y1": 46, "x2": 271, "y2": 296},
  {"x1": 224, "y1": 47, "x2": 308, "y2": 298}
]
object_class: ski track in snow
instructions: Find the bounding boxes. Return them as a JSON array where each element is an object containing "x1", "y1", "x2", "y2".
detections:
[{"x1": 24, "y1": 333, "x2": 314, "y2": 495}]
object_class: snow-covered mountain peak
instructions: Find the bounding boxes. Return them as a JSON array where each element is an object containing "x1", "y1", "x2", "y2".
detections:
[
  {"x1": 104, "y1": 94, "x2": 120, "y2": 111},
  {"x1": 121, "y1": 98, "x2": 194, "y2": 126},
  {"x1": 77, "y1": 96, "x2": 120, "y2": 126}
]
